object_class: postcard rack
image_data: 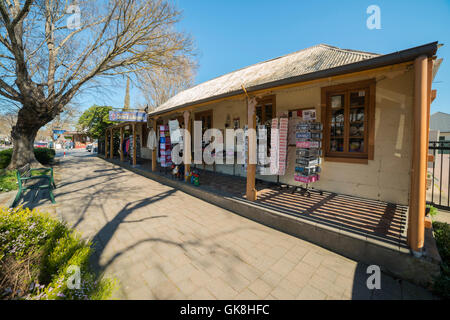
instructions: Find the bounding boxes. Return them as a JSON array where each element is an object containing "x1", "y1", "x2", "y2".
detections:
[{"x1": 292, "y1": 121, "x2": 323, "y2": 197}]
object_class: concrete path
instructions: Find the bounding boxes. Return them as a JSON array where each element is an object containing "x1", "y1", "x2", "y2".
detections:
[{"x1": 20, "y1": 150, "x2": 437, "y2": 300}]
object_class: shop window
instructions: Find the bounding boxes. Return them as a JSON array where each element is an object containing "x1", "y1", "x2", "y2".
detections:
[
  {"x1": 256, "y1": 96, "x2": 276, "y2": 126},
  {"x1": 321, "y1": 79, "x2": 375, "y2": 163},
  {"x1": 195, "y1": 110, "x2": 213, "y2": 135}
]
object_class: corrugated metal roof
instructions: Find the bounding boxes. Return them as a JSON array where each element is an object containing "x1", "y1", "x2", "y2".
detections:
[
  {"x1": 150, "y1": 44, "x2": 380, "y2": 115},
  {"x1": 430, "y1": 112, "x2": 450, "y2": 133}
]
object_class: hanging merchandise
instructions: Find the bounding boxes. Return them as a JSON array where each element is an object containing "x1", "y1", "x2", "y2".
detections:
[
  {"x1": 278, "y1": 118, "x2": 288, "y2": 175},
  {"x1": 269, "y1": 118, "x2": 288, "y2": 176},
  {"x1": 168, "y1": 119, "x2": 182, "y2": 144},
  {"x1": 159, "y1": 125, "x2": 172, "y2": 167},
  {"x1": 294, "y1": 121, "x2": 323, "y2": 184},
  {"x1": 257, "y1": 125, "x2": 270, "y2": 175},
  {"x1": 147, "y1": 129, "x2": 157, "y2": 150},
  {"x1": 243, "y1": 125, "x2": 248, "y2": 172},
  {"x1": 128, "y1": 135, "x2": 142, "y2": 164}
]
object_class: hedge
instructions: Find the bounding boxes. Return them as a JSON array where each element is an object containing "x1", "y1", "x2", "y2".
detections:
[{"x1": 0, "y1": 148, "x2": 55, "y2": 169}]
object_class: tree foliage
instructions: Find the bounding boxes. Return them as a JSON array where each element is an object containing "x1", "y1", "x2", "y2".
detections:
[
  {"x1": 77, "y1": 105, "x2": 113, "y2": 140},
  {"x1": 0, "y1": 0, "x2": 194, "y2": 168}
]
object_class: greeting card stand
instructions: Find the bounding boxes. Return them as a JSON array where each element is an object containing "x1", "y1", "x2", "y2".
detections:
[{"x1": 292, "y1": 122, "x2": 323, "y2": 197}]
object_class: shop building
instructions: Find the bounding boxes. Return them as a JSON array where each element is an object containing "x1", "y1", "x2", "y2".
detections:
[{"x1": 104, "y1": 42, "x2": 443, "y2": 286}]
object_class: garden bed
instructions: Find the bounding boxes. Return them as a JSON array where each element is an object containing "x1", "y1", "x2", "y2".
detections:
[
  {"x1": 0, "y1": 207, "x2": 116, "y2": 300},
  {"x1": 433, "y1": 221, "x2": 450, "y2": 299}
]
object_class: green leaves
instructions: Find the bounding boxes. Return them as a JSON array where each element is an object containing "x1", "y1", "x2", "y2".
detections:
[
  {"x1": 77, "y1": 105, "x2": 114, "y2": 140},
  {"x1": 0, "y1": 207, "x2": 117, "y2": 300}
]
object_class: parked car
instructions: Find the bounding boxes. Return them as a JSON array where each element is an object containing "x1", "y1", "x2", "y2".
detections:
[
  {"x1": 34, "y1": 141, "x2": 48, "y2": 148},
  {"x1": 86, "y1": 143, "x2": 93, "y2": 152}
]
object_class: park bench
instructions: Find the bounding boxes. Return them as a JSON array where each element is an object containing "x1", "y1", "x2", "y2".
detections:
[{"x1": 11, "y1": 163, "x2": 56, "y2": 207}]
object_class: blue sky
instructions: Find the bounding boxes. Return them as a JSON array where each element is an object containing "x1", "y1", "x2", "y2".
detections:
[{"x1": 82, "y1": 0, "x2": 450, "y2": 115}]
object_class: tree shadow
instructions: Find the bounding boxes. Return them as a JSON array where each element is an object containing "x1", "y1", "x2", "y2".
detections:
[{"x1": 89, "y1": 189, "x2": 176, "y2": 273}]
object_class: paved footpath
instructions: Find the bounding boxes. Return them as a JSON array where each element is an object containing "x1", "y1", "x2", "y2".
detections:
[{"x1": 32, "y1": 150, "x2": 436, "y2": 299}]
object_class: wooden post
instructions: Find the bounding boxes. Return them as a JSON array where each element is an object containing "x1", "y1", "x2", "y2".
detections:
[
  {"x1": 109, "y1": 128, "x2": 113, "y2": 159},
  {"x1": 120, "y1": 126, "x2": 124, "y2": 162},
  {"x1": 132, "y1": 123, "x2": 137, "y2": 166},
  {"x1": 246, "y1": 98, "x2": 257, "y2": 201},
  {"x1": 184, "y1": 111, "x2": 191, "y2": 181},
  {"x1": 105, "y1": 130, "x2": 108, "y2": 158},
  {"x1": 152, "y1": 118, "x2": 157, "y2": 172},
  {"x1": 408, "y1": 55, "x2": 428, "y2": 256}
]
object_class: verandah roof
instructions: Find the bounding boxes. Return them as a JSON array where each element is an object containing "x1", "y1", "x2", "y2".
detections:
[{"x1": 148, "y1": 42, "x2": 439, "y2": 117}]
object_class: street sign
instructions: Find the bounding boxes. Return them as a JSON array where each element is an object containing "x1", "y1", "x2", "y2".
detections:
[{"x1": 109, "y1": 111, "x2": 147, "y2": 122}]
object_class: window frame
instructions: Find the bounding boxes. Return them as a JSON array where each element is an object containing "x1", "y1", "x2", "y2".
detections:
[
  {"x1": 321, "y1": 79, "x2": 376, "y2": 164},
  {"x1": 255, "y1": 95, "x2": 276, "y2": 126}
]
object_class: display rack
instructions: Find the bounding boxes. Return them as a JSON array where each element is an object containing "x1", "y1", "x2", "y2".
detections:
[
  {"x1": 159, "y1": 125, "x2": 172, "y2": 169},
  {"x1": 292, "y1": 121, "x2": 323, "y2": 197}
]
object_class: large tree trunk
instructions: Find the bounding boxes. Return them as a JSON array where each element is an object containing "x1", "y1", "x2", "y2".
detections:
[
  {"x1": 7, "y1": 106, "x2": 50, "y2": 170},
  {"x1": 8, "y1": 124, "x2": 40, "y2": 170}
]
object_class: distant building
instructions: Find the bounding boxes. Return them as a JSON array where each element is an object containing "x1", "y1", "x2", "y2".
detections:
[
  {"x1": 430, "y1": 112, "x2": 450, "y2": 141},
  {"x1": 59, "y1": 131, "x2": 90, "y2": 148}
]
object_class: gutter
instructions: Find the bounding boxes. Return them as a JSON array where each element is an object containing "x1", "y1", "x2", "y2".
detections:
[{"x1": 149, "y1": 41, "x2": 439, "y2": 117}]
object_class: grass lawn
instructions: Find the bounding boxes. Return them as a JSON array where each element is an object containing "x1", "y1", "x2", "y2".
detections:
[
  {"x1": 0, "y1": 170, "x2": 17, "y2": 193},
  {"x1": 0, "y1": 169, "x2": 53, "y2": 193}
]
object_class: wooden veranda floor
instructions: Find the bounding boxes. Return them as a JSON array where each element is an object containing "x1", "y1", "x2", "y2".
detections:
[{"x1": 113, "y1": 157, "x2": 409, "y2": 249}]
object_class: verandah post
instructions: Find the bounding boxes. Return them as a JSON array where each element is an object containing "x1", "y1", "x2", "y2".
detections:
[
  {"x1": 152, "y1": 118, "x2": 157, "y2": 172},
  {"x1": 132, "y1": 123, "x2": 137, "y2": 166},
  {"x1": 246, "y1": 97, "x2": 257, "y2": 201},
  {"x1": 109, "y1": 128, "x2": 113, "y2": 159},
  {"x1": 105, "y1": 130, "x2": 108, "y2": 158},
  {"x1": 184, "y1": 111, "x2": 191, "y2": 181},
  {"x1": 120, "y1": 126, "x2": 124, "y2": 162},
  {"x1": 408, "y1": 55, "x2": 428, "y2": 256}
]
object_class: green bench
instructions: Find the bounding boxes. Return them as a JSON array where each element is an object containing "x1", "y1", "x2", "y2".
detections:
[{"x1": 11, "y1": 163, "x2": 56, "y2": 207}]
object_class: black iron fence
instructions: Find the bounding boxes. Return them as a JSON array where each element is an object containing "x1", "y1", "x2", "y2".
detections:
[{"x1": 427, "y1": 140, "x2": 450, "y2": 210}]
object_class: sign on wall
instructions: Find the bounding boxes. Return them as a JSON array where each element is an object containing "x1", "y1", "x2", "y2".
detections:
[{"x1": 109, "y1": 111, "x2": 147, "y2": 122}]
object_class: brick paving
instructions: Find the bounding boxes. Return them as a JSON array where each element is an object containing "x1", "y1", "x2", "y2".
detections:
[{"x1": 19, "y1": 150, "x2": 436, "y2": 300}]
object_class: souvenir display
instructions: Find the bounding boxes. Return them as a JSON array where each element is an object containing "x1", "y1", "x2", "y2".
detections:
[
  {"x1": 294, "y1": 121, "x2": 322, "y2": 185},
  {"x1": 159, "y1": 125, "x2": 172, "y2": 167},
  {"x1": 128, "y1": 135, "x2": 141, "y2": 165},
  {"x1": 257, "y1": 125, "x2": 270, "y2": 175},
  {"x1": 269, "y1": 118, "x2": 288, "y2": 175}
]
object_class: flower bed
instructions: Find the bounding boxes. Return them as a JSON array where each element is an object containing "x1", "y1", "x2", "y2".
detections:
[{"x1": 0, "y1": 207, "x2": 116, "y2": 299}]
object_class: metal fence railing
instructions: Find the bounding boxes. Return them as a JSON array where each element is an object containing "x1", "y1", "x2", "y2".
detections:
[{"x1": 427, "y1": 140, "x2": 450, "y2": 210}]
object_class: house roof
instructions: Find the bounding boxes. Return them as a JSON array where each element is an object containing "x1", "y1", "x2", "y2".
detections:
[
  {"x1": 149, "y1": 42, "x2": 440, "y2": 117},
  {"x1": 430, "y1": 112, "x2": 450, "y2": 133}
]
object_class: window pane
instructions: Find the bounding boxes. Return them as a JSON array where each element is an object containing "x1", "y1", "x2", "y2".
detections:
[
  {"x1": 256, "y1": 106, "x2": 262, "y2": 125},
  {"x1": 265, "y1": 104, "x2": 273, "y2": 124},
  {"x1": 349, "y1": 91, "x2": 365, "y2": 152},
  {"x1": 329, "y1": 94, "x2": 345, "y2": 153},
  {"x1": 349, "y1": 138, "x2": 364, "y2": 153},
  {"x1": 330, "y1": 138, "x2": 344, "y2": 152}
]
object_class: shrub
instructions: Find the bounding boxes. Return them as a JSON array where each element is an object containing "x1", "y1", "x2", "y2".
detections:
[
  {"x1": 0, "y1": 148, "x2": 55, "y2": 169},
  {"x1": 427, "y1": 205, "x2": 439, "y2": 217},
  {"x1": 433, "y1": 221, "x2": 450, "y2": 299},
  {"x1": 0, "y1": 149, "x2": 12, "y2": 169},
  {"x1": 0, "y1": 207, "x2": 117, "y2": 300},
  {"x1": 33, "y1": 148, "x2": 56, "y2": 165}
]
